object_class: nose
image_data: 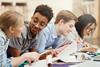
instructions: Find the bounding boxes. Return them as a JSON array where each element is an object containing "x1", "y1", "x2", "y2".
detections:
[
  {"x1": 35, "y1": 23, "x2": 40, "y2": 28},
  {"x1": 34, "y1": 23, "x2": 42, "y2": 31},
  {"x1": 87, "y1": 31, "x2": 92, "y2": 36},
  {"x1": 69, "y1": 28, "x2": 73, "y2": 33}
]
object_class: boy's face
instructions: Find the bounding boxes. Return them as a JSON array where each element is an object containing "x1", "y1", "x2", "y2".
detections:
[
  {"x1": 29, "y1": 12, "x2": 48, "y2": 36},
  {"x1": 59, "y1": 20, "x2": 75, "y2": 36}
]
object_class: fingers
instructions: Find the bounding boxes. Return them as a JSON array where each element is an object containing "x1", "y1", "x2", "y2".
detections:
[
  {"x1": 22, "y1": 52, "x2": 40, "y2": 63},
  {"x1": 25, "y1": 56, "x2": 32, "y2": 64},
  {"x1": 30, "y1": 52, "x2": 40, "y2": 62}
]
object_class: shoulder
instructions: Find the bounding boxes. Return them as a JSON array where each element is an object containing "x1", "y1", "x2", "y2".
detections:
[
  {"x1": 36, "y1": 22, "x2": 55, "y2": 40},
  {"x1": 0, "y1": 30, "x2": 7, "y2": 40},
  {"x1": 41, "y1": 22, "x2": 55, "y2": 34},
  {"x1": 20, "y1": 23, "x2": 29, "y2": 39},
  {"x1": 0, "y1": 30, "x2": 7, "y2": 45}
]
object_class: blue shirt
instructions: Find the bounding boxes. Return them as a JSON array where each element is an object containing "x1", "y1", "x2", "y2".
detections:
[
  {"x1": 36, "y1": 22, "x2": 64, "y2": 53},
  {"x1": 0, "y1": 29, "x2": 12, "y2": 67}
]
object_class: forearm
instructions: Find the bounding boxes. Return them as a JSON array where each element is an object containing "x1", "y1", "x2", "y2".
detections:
[
  {"x1": 11, "y1": 52, "x2": 40, "y2": 67},
  {"x1": 11, "y1": 57, "x2": 21, "y2": 67},
  {"x1": 7, "y1": 46, "x2": 21, "y2": 57},
  {"x1": 55, "y1": 45, "x2": 68, "y2": 54},
  {"x1": 11, "y1": 56, "x2": 25, "y2": 67}
]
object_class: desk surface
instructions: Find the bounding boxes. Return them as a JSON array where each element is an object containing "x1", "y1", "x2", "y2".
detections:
[{"x1": 70, "y1": 61, "x2": 100, "y2": 67}]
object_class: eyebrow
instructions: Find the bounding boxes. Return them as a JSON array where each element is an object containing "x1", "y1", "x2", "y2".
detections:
[
  {"x1": 86, "y1": 23, "x2": 94, "y2": 29},
  {"x1": 33, "y1": 17, "x2": 38, "y2": 20}
]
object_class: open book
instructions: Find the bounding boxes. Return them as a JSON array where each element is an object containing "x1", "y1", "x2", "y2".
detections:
[
  {"x1": 26, "y1": 42, "x2": 80, "y2": 67},
  {"x1": 58, "y1": 41, "x2": 78, "y2": 56},
  {"x1": 56, "y1": 41, "x2": 80, "y2": 63},
  {"x1": 39, "y1": 41, "x2": 82, "y2": 63}
]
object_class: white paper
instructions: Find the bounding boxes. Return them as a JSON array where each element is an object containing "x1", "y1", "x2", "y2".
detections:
[
  {"x1": 58, "y1": 41, "x2": 78, "y2": 57},
  {"x1": 57, "y1": 41, "x2": 80, "y2": 63}
]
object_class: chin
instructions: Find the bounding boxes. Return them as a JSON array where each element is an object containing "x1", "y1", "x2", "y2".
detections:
[
  {"x1": 63, "y1": 33, "x2": 68, "y2": 36},
  {"x1": 15, "y1": 35, "x2": 21, "y2": 38},
  {"x1": 32, "y1": 31, "x2": 37, "y2": 34}
]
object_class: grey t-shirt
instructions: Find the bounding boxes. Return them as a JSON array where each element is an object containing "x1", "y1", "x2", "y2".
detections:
[{"x1": 8, "y1": 24, "x2": 36, "y2": 54}]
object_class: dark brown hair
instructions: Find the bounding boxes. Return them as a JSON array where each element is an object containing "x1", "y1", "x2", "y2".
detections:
[
  {"x1": 75, "y1": 14, "x2": 96, "y2": 38},
  {"x1": 34, "y1": 4, "x2": 53, "y2": 22}
]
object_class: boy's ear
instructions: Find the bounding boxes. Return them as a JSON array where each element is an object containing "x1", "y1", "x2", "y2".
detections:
[
  {"x1": 59, "y1": 19, "x2": 65, "y2": 24},
  {"x1": 9, "y1": 26, "x2": 15, "y2": 33}
]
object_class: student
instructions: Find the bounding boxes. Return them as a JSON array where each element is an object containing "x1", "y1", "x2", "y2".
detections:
[
  {"x1": 35, "y1": 10, "x2": 77, "y2": 54},
  {"x1": 75, "y1": 14, "x2": 97, "y2": 52},
  {"x1": 7, "y1": 4, "x2": 53, "y2": 57},
  {"x1": 0, "y1": 11, "x2": 40, "y2": 67},
  {"x1": 75, "y1": 14, "x2": 96, "y2": 39}
]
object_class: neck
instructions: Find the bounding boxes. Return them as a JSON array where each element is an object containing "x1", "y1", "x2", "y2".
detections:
[
  {"x1": 30, "y1": 30, "x2": 36, "y2": 38},
  {"x1": 32, "y1": 34, "x2": 36, "y2": 38},
  {"x1": 55, "y1": 24, "x2": 61, "y2": 36}
]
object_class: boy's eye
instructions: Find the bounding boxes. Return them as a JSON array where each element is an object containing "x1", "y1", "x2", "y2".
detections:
[
  {"x1": 33, "y1": 18, "x2": 38, "y2": 23},
  {"x1": 40, "y1": 22, "x2": 46, "y2": 27}
]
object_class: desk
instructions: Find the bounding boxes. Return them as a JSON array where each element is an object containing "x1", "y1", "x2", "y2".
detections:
[
  {"x1": 24, "y1": 60, "x2": 100, "y2": 67},
  {"x1": 70, "y1": 61, "x2": 100, "y2": 67},
  {"x1": 23, "y1": 41, "x2": 100, "y2": 67}
]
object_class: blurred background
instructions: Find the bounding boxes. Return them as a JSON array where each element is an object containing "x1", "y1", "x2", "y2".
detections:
[{"x1": 0, "y1": 0, "x2": 100, "y2": 47}]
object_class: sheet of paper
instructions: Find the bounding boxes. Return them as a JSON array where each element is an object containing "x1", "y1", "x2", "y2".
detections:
[
  {"x1": 58, "y1": 41, "x2": 78, "y2": 57},
  {"x1": 57, "y1": 41, "x2": 80, "y2": 63}
]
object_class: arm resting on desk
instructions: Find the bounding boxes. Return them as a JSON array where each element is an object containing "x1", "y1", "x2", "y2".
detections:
[{"x1": 7, "y1": 46, "x2": 21, "y2": 57}]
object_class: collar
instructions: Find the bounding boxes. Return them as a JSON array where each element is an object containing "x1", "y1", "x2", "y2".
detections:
[
  {"x1": 50, "y1": 22, "x2": 58, "y2": 39},
  {"x1": 22, "y1": 24, "x2": 34, "y2": 40}
]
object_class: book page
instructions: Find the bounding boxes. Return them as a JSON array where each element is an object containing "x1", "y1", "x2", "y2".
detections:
[
  {"x1": 58, "y1": 41, "x2": 78, "y2": 57},
  {"x1": 57, "y1": 41, "x2": 79, "y2": 63}
]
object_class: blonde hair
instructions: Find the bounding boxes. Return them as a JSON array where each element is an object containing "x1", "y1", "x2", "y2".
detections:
[
  {"x1": 55, "y1": 10, "x2": 77, "y2": 24},
  {"x1": 0, "y1": 11, "x2": 23, "y2": 32}
]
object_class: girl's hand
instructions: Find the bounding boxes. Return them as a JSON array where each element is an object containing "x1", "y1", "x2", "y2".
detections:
[
  {"x1": 22, "y1": 52, "x2": 40, "y2": 63},
  {"x1": 11, "y1": 52, "x2": 40, "y2": 67}
]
